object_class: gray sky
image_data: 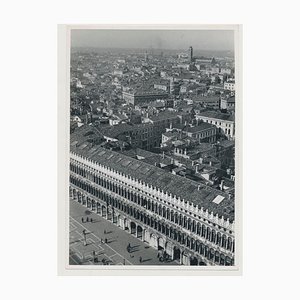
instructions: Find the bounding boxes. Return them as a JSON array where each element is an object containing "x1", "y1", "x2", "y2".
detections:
[{"x1": 71, "y1": 29, "x2": 234, "y2": 51}]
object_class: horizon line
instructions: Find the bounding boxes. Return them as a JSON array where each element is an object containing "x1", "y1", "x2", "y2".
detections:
[{"x1": 71, "y1": 46, "x2": 234, "y2": 52}]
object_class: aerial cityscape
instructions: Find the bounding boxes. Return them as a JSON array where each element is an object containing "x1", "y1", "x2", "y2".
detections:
[{"x1": 69, "y1": 30, "x2": 236, "y2": 267}]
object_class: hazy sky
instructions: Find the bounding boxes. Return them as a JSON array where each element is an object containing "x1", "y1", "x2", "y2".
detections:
[{"x1": 71, "y1": 30, "x2": 234, "y2": 51}]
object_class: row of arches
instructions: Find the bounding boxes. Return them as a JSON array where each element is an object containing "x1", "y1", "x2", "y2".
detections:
[
  {"x1": 70, "y1": 173, "x2": 235, "y2": 253},
  {"x1": 70, "y1": 187, "x2": 234, "y2": 266},
  {"x1": 69, "y1": 175, "x2": 234, "y2": 252}
]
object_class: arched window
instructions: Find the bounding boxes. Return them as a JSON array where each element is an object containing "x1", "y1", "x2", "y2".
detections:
[
  {"x1": 197, "y1": 223, "x2": 201, "y2": 235},
  {"x1": 202, "y1": 225, "x2": 206, "y2": 238},
  {"x1": 211, "y1": 230, "x2": 216, "y2": 243},
  {"x1": 171, "y1": 211, "x2": 174, "y2": 222},
  {"x1": 162, "y1": 206, "x2": 166, "y2": 218},
  {"x1": 183, "y1": 216, "x2": 187, "y2": 228},
  {"x1": 166, "y1": 208, "x2": 170, "y2": 220},
  {"x1": 222, "y1": 235, "x2": 227, "y2": 248},
  {"x1": 206, "y1": 227, "x2": 211, "y2": 241},
  {"x1": 227, "y1": 237, "x2": 233, "y2": 251}
]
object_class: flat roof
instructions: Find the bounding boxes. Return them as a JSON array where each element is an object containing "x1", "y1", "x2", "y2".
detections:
[
  {"x1": 183, "y1": 123, "x2": 215, "y2": 133},
  {"x1": 196, "y1": 111, "x2": 235, "y2": 122}
]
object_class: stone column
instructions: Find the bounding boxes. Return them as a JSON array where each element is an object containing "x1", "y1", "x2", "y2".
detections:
[
  {"x1": 187, "y1": 256, "x2": 190, "y2": 266},
  {"x1": 105, "y1": 207, "x2": 108, "y2": 220},
  {"x1": 111, "y1": 211, "x2": 114, "y2": 223},
  {"x1": 121, "y1": 217, "x2": 125, "y2": 230}
]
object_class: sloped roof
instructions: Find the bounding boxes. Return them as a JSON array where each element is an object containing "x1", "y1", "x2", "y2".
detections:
[{"x1": 70, "y1": 142, "x2": 234, "y2": 221}]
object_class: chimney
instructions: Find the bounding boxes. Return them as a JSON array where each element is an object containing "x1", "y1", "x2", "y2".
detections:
[
  {"x1": 195, "y1": 165, "x2": 199, "y2": 173},
  {"x1": 162, "y1": 151, "x2": 165, "y2": 159}
]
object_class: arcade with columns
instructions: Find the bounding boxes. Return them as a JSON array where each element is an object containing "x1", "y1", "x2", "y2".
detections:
[{"x1": 69, "y1": 151, "x2": 235, "y2": 266}]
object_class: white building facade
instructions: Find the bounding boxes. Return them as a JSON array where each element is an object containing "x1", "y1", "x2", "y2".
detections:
[{"x1": 69, "y1": 148, "x2": 235, "y2": 266}]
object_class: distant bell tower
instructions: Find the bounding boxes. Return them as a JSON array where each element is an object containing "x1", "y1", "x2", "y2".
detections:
[{"x1": 188, "y1": 46, "x2": 193, "y2": 62}]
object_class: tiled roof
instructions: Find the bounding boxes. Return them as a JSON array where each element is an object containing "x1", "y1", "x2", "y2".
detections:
[
  {"x1": 70, "y1": 143, "x2": 234, "y2": 221},
  {"x1": 149, "y1": 111, "x2": 179, "y2": 122}
]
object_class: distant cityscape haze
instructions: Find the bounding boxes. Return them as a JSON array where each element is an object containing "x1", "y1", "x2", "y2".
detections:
[{"x1": 71, "y1": 30, "x2": 234, "y2": 52}]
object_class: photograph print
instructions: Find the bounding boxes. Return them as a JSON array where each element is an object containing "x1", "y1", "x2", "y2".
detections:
[{"x1": 66, "y1": 25, "x2": 241, "y2": 271}]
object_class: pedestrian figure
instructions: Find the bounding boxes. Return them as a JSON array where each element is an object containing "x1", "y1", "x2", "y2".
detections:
[
  {"x1": 139, "y1": 256, "x2": 142, "y2": 263},
  {"x1": 105, "y1": 238, "x2": 108, "y2": 243},
  {"x1": 104, "y1": 229, "x2": 106, "y2": 234},
  {"x1": 90, "y1": 218, "x2": 93, "y2": 223},
  {"x1": 81, "y1": 217, "x2": 84, "y2": 223},
  {"x1": 123, "y1": 258, "x2": 126, "y2": 265},
  {"x1": 86, "y1": 217, "x2": 89, "y2": 222},
  {"x1": 157, "y1": 253, "x2": 160, "y2": 258}
]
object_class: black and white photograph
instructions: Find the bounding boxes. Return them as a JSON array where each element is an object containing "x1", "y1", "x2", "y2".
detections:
[
  {"x1": 3, "y1": 0, "x2": 300, "y2": 297},
  {"x1": 65, "y1": 25, "x2": 241, "y2": 272}
]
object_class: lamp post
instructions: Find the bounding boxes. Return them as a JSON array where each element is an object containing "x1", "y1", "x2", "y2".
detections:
[{"x1": 82, "y1": 229, "x2": 87, "y2": 246}]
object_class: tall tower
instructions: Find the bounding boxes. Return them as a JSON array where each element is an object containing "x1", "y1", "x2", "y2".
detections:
[{"x1": 188, "y1": 46, "x2": 193, "y2": 62}]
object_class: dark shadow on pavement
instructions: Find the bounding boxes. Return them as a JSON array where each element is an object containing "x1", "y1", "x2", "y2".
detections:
[
  {"x1": 129, "y1": 248, "x2": 139, "y2": 253},
  {"x1": 70, "y1": 239, "x2": 81, "y2": 245},
  {"x1": 141, "y1": 258, "x2": 152, "y2": 263},
  {"x1": 107, "y1": 239, "x2": 116, "y2": 243}
]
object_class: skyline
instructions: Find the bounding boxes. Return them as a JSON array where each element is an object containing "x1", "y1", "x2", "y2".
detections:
[{"x1": 71, "y1": 30, "x2": 234, "y2": 51}]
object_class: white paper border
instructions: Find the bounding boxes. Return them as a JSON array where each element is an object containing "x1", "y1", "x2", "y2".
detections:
[{"x1": 57, "y1": 24, "x2": 243, "y2": 276}]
